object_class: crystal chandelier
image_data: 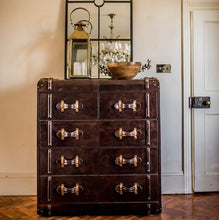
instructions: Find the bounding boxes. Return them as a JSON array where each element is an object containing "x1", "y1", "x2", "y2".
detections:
[{"x1": 92, "y1": 13, "x2": 131, "y2": 68}]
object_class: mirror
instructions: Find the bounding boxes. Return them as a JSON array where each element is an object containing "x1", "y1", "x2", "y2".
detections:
[{"x1": 65, "y1": 0, "x2": 133, "y2": 79}]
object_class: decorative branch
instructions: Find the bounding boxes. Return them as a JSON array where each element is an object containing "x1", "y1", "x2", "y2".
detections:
[
  {"x1": 141, "y1": 59, "x2": 152, "y2": 72},
  {"x1": 98, "y1": 63, "x2": 111, "y2": 76}
]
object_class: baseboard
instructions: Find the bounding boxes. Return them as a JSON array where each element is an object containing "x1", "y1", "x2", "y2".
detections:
[
  {"x1": 0, "y1": 172, "x2": 37, "y2": 195},
  {"x1": 161, "y1": 172, "x2": 185, "y2": 194}
]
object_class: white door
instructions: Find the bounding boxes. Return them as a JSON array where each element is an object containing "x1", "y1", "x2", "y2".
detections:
[{"x1": 192, "y1": 10, "x2": 219, "y2": 192}]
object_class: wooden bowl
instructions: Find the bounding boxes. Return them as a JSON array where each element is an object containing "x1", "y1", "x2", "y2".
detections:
[{"x1": 107, "y1": 62, "x2": 142, "y2": 79}]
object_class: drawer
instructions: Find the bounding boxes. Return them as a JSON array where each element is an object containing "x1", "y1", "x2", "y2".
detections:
[
  {"x1": 99, "y1": 147, "x2": 158, "y2": 174},
  {"x1": 39, "y1": 147, "x2": 158, "y2": 175},
  {"x1": 99, "y1": 92, "x2": 158, "y2": 119},
  {"x1": 39, "y1": 175, "x2": 159, "y2": 204},
  {"x1": 99, "y1": 175, "x2": 159, "y2": 202},
  {"x1": 39, "y1": 148, "x2": 99, "y2": 175},
  {"x1": 39, "y1": 93, "x2": 97, "y2": 120},
  {"x1": 100, "y1": 93, "x2": 145, "y2": 119},
  {"x1": 40, "y1": 121, "x2": 98, "y2": 147},
  {"x1": 40, "y1": 177, "x2": 99, "y2": 203},
  {"x1": 100, "y1": 120, "x2": 158, "y2": 146},
  {"x1": 100, "y1": 121, "x2": 146, "y2": 146}
]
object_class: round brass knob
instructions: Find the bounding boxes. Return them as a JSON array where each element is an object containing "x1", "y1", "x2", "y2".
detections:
[{"x1": 203, "y1": 100, "x2": 211, "y2": 106}]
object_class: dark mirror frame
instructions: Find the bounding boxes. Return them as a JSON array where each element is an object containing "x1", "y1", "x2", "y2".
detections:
[{"x1": 65, "y1": 0, "x2": 133, "y2": 79}]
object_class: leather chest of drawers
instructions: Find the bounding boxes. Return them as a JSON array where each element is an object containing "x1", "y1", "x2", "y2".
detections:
[{"x1": 37, "y1": 78, "x2": 161, "y2": 216}]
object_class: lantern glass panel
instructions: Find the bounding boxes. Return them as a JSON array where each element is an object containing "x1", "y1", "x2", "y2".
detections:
[{"x1": 71, "y1": 40, "x2": 89, "y2": 76}]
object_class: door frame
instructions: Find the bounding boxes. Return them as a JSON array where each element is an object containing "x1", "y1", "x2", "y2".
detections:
[{"x1": 182, "y1": 0, "x2": 219, "y2": 193}]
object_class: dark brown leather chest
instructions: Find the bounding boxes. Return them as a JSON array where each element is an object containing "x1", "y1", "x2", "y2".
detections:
[{"x1": 37, "y1": 78, "x2": 161, "y2": 216}]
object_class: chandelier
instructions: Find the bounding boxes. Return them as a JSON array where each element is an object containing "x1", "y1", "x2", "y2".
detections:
[{"x1": 92, "y1": 13, "x2": 131, "y2": 70}]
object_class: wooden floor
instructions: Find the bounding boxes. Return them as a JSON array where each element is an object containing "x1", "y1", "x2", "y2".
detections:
[{"x1": 0, "y1": 193, "x2": 218, "y2": 220}]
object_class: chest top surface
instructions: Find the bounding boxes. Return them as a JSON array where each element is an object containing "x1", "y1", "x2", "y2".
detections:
[{"x1": 37, "y1": 78, "x2": 160, "y2": 93}]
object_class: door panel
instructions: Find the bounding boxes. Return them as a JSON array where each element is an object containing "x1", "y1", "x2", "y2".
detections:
[
  {"x1": 193, "y1": 10, "x2": 219, "y2": 192},
  {"x1": 204, "y1": 22, "x2": 219, "y2": 91},
  {"x1": 205, "y1": 115, "x2": 219, "y2": 175}
]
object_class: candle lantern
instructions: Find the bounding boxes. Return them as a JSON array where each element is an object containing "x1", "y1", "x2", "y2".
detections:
[{"x1": 67, "y1": 8, "x2": 92, "y2": 79}]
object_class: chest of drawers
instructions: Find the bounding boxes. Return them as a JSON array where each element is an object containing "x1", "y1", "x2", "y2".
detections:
[{"x1": 37, "y1": 78, "x2": 161, "y2": 216}]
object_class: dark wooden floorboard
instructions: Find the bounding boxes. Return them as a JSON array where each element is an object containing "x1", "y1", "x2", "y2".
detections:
[{"x1": 0, "y1": 193, "x2": 218, "y2": 219}]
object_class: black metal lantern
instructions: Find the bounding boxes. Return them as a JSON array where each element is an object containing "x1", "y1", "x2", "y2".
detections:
[{"x1": 67, "y1": 8, "x2": 92, "y2": 79}]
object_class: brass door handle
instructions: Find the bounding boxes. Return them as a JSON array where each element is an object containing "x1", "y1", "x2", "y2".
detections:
[
  {"x1": 114, "y1": 128, "x2": 142, "y2": 140},
  {"x1": 114, "y1": 100, "x2": 141, "y2": 112},
  {"x1": 115, "y1": 155, "x2": 142, "y2": 167},
  {"x1": 56, "y1": 183, "x2": 84, "y2": 196},
  {"x1": 56, "y1": 128, "x2": 83, "y2": 140},
  {"x1": 115, "y1": 182, "x2": 142, "y2": 195},
  {"x1": 56, "y1": 100, "x2": 83, "y2": 112},
  {"x1": 57, "y1": 155, "x2": 83, "y2": 168}
]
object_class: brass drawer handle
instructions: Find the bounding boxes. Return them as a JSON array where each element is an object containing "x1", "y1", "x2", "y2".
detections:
[
  {"x1": 114, "y1": 100, "x2": 141, "y2": 112},
  {"x1": 115, "y1": 155, "x2": 142, "y2": 167},
  {"x1": 57, "y1": 155, "x2": 83, "y2": 168},
  {"x1": 56, "y1": 100, "x2": 83, "y2": 112},
  {"x1": 56, "y1": 128, "x2": 84, "y2": 140},
  {"x1": 115, "y1": 182, "x2": 142, "y2": 195},
  {"x1": 114, "y1": 128, "x2": 142, "y2": 140},
  {"x1": 56, "y1": 183, "x2": 84, "y2": 196}
]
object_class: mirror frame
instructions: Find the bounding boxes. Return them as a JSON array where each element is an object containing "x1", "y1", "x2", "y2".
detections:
[{"x1": 64, "y1": 0, "x2": 133, "y2": 79}]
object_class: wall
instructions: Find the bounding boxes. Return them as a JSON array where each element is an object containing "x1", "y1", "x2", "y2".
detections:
[
  {"x1": 0, "y1": 0, "x2": 183, "y2": 195},
  {"x1": 134, "y1": 0, "x2": 183, "y2": 193},
  {"x1": 188, "y1": 0, "x2": 219, "y2": 4},
  {"x1": 0, "y1": 0, "x2": 65, "y2": 195}
]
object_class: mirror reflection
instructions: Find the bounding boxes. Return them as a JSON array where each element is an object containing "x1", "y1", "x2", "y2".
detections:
[
  {"x1": 100, "y1": 4, "x2": 130, "y2": 39},
  {"x1": 65, "y1": 0, "x2": 132, "y2": 79}
]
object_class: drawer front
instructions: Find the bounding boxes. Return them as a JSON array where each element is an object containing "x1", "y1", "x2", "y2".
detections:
[
  {"x1": 40, "y1": 121, "x2": 98, "y2": 147},
  {"x1": 39, "y1": 147, "x2": 158, "y2": 175},
  {"x1": 100, "y1": 93, "x2": 145, "y2": 119},
  {"x1": 50, "y1": 177, "x2": 99, "y2": 203},
  {"x1": 39, "y1": 175, "x2": 159, "y2": 204},
  {"x1": 40, "y1": 148, "x2": 99, "y2": 175},
  {"x1": 100, "y1": 121, "x2": 145, "y2": 146},
  {"x1": 39, "y1": 93, "x2": 97, "y2": 120},
  {"x1": 99, "y1": 148, "x2": 158, "y2": 174},
  {"x1": 99, "y1": 175, "x2": 159, "y2": 202}
]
